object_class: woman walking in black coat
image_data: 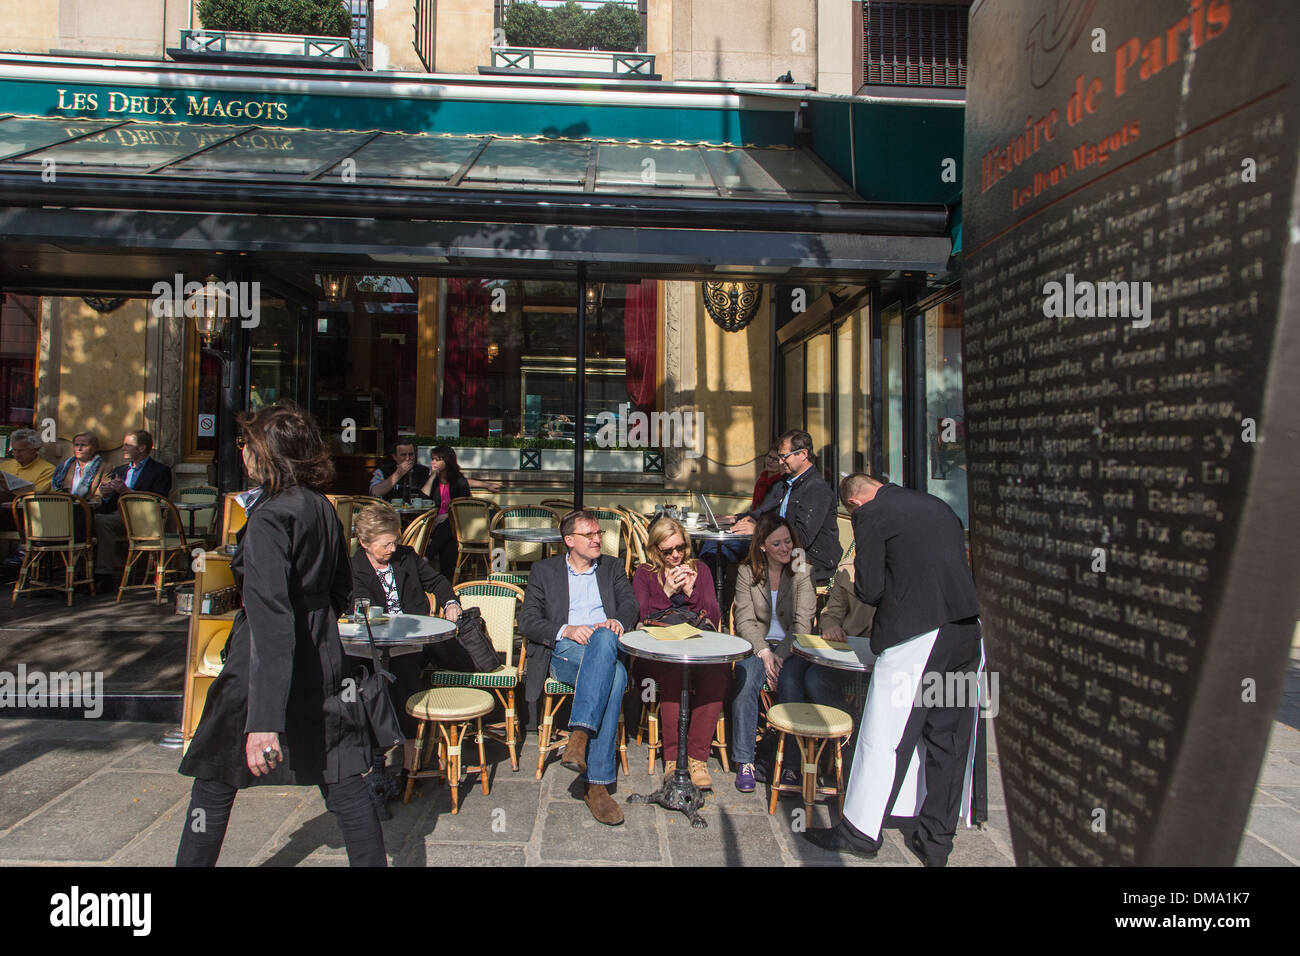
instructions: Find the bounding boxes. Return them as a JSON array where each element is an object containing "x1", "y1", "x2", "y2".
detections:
[{"x1": 177, "y1": 403, "x2": 386, "y2": 867}]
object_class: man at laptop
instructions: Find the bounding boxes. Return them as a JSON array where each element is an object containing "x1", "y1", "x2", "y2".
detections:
[{"x1": 723, "y1": 429, "x2": 841, "y2": 582}]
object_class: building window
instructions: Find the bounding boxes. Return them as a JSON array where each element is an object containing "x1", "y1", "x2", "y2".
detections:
[
  {"x1": 440, "y1": 279, "x2": 657, "y2": 441},
  {"x1": 923, "y1": 295, "x2": 966, "y2": 526},
  {"x1": 349, "y1": 1, "x2": 374, "y2": 69},
  {"x1": 863, "y1": 1, "x2": 968, "y2": 88},
  {"x1": 0, "y1": 294, "x2": 38, "y2": 427}
]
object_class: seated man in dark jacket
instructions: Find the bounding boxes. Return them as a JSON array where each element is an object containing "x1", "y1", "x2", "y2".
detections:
[
  {"x1": 91, "y1": 429, "x2": 174, "y2": 591},
  {"x1": 518, "y1": 509, "x2": 640, "y2": 826},
  {"x1": 349, "y1": 503, "x2": 461, "y2": 775},
  {"x1": 727, "y1": 429, "x2": 842, "y2": 581}
]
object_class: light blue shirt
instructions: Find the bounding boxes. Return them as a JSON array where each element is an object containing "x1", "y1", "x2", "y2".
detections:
[
  {"x1": 558, "y1": 554, "x2": 607, "y2": 641},
  {"x1": 125, "y1": 456, "x2": 150, "y2": 490}
]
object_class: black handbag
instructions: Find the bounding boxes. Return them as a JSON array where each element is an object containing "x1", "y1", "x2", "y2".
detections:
[
  {"x1": 451, "y1": 606, "x2": 501, "y2": 673},
  {"x1": 642, "y1": 602, "x2": 716, "y2": 631},
  {"x1": 353, "y1": 615, "x2": 405, "y2": 749}
]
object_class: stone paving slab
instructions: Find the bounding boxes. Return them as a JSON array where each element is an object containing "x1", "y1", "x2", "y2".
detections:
[{"x1": 0, "y1": 711, "x2": 1294, "y2": 866}]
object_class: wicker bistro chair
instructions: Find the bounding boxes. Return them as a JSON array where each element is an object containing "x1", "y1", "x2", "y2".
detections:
[
  {"x1": 400, "y1": 507, "x2": 439, "y2": 557},
  {"x1": 489, "y1": 505, "x2": 558, "y2": 575},
  {"x1": 426, "y1": 581, "x2": 526, "y2": 771},
  {"x1": 326, "y1": 495, "x2": 358, "y2": 554},
  {"x1": 536, "y1": 674, "x2": 629, "y2": 780},
  {"x1": 540, "y1": 498, "x2": 574, "y2": 511},
  {"x1": 766, "y1": 702, "x2": 854, "y2": 819},
  {"x1": 587, "y1": 507, "x2": 632, "y2": 576},
  {"x1": 350, "y1": 494, "x2": 388, "y2": 511},
  {"x1": 173, "y1": 485, "x2": 219, "y2": 545},
  {"x1": 449, "y1": 497, "x2": 493, "y2": 582},
  {"x1": 620, "y1": 509, "x2": 650, "y2": 572},
  {"x1": 117, "y1": 492, "x2": 190, "y2": 604},
  {"x1": 11, "y1": 493, "x2": 95, "y2": 606}
]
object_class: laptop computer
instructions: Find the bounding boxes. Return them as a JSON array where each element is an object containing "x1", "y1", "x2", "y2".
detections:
[{"x1": 696, "y1": 492, "x2": 722, "y2": 531}]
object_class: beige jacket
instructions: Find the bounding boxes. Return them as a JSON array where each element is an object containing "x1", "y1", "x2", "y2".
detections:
[
  {"x1": 733, "y1": 563, "x2": 816, "y2": 660},
  {"x1": 819, "y1": 565, "x2": 877, "y2": 637}
]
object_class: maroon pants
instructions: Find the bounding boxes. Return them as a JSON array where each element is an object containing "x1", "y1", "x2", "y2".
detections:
[{"x1": 640, "y1": 661, "x2": 730, "y2": 762}]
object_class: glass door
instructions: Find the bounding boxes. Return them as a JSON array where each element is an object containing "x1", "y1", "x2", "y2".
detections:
[{"x1": 881, "y1": 301, "x2": 904, "y2": 484}]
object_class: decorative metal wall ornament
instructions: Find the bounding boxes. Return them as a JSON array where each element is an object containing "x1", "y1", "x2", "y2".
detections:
[
  {"x1": 702, "y1": 281, "x2": 763, "y2": 332},
  {"x1": 81, "y1": 296, "x2": 128, "y2": 314}
]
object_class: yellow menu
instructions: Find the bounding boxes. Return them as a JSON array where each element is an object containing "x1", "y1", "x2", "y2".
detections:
[
  {"x1": 647, "y1": 623, "x2": 704, "y2": 640},
  {"x1": 795, "y1": 634, "x2": 851, "y2": 652}
]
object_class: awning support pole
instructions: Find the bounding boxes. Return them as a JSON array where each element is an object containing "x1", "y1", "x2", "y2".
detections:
[{"x1": 574, "y1": 264, "x2": 587, "y2": 510}]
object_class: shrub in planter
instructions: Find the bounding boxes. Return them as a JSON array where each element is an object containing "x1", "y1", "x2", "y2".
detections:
[
  {"x1": 502, "y1": 0, "x2": 642, "y2": 52},
  {"x1": 196, "y1": 0, "x2": 353, "y2": 37}
]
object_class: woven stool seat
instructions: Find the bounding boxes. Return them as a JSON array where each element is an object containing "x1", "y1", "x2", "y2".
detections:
[
  {"x1": 543, "y1": 677, "x2": 575, "y2": 695},
  {"x1": 766, "y1": 702, "x2": 853, "y2": 738},
  {"x1": 406, "y1": 687, "x2": 494, "y2": 721}
]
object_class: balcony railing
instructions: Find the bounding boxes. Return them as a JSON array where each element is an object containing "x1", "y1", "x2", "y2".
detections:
[
  {"x1": 487, "y1": 46, "x2": 656, "y2": 78},
  {"x1": 177, "y1": 29, "x2": 364, "y2": 63}
]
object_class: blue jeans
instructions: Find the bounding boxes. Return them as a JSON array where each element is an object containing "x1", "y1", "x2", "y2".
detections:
[
  {"x1": 550, "y1": 628, "x2": 627, "y2": 786},
  {"x1": 730, "y1": 654, "x2": 767, "y2": 764},
  {"x1": 777, "y1": 656, "x2": 850, "y2": 709}
]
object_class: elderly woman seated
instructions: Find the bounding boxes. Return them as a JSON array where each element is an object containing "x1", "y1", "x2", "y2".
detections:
[{"x1": 349, "y1": 502, "x2": 463, "y2": 776}]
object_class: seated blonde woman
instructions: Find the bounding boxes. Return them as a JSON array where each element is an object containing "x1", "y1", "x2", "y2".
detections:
[
  {"x1": 729, "y1": 513, "x2": 815, "y2": 793},
  {"x1": 349, "y1": 503, "x2": 462, "y2": 775},
  {"x1": 630, "y1": 516, "x2": 725, "y2": 789}
]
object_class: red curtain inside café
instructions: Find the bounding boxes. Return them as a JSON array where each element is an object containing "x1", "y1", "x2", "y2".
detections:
[{"x1": 441, "y1": 279, "x2": 658, "y2": 436}]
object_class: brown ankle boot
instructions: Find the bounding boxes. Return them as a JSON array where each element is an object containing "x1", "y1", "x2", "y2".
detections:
[
  {"x1": 688, "y1": 757, "x2": 713, "y2": 790},
  {"x1": 561, "y1": 729, "x2": 589, "y2": 774},
  {"x1": 584, "y1": 783, "x2": 624, "y2": 826}
]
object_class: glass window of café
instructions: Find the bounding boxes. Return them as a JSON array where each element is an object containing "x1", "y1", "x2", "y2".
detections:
[
  {"x1": 440, "y1": 278, "x2": 658, "y2": 441},
  {"x1": 779, "y1": 291, "x2": 871, "y2": 486},
  {"x1": 0, "y1": 294, "x2": 39, "y2": 428}
]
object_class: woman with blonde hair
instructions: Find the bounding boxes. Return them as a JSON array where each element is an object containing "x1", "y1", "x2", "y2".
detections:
[
  {"x1": 630, "y1": 516, "x2": 726, "y2": 789},
  {"x1": 729, "y1": 513, "x2": 816, "y2": 792}
]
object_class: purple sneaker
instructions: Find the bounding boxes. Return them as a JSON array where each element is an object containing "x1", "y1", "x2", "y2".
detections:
[{"x1": 735, "y1": 763, "x2": 756, "y2": 793}]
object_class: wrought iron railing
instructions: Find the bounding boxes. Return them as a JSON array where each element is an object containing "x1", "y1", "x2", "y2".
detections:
[
  {"x1": 414, "y1": 0, "x2": 435, "y2": 70},
  {"x1": 179, "y1": 29, "x2": 362, "y2": 61},
  {"x1": 862, "y1": 0, "x2": 968, "y2": 88},
  {"x1": 489, "y1": 47, "x2": 655, "y2": 76},
  {"x1": 494, "y1": 0, "x2": 647, "y2": 54}
]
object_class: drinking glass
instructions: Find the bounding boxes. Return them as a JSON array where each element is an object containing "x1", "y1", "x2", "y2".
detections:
[{"x1": 352, "y1": 597, "x2": 371, "y2": 623}]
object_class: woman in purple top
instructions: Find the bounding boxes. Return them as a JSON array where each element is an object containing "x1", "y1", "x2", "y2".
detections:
[{"x1": 631, "y1": 517, "x2": 728, "y2": 790}]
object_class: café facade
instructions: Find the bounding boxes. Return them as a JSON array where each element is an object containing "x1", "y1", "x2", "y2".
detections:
[{"x1": 0, "y1": 51, "x2": 967, "y2": 522}]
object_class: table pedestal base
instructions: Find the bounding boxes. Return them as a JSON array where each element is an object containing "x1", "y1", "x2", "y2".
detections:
[
  {"x1": 627, "y1": 659, "x2": 709, "y2": 828},
  {"x1": 628, "y1": 770, "x2": 708, "y2": 828}
]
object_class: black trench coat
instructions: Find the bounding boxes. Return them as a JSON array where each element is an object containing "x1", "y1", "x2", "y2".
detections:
[{"x1": 179, "y1": 485, "x2": 368, "y2": 788}]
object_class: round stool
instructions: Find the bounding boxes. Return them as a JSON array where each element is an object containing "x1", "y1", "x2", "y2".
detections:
[
  {"x1": 404, "y1": 687, "x2": 494, "y2": 813},
  {"x1": 765, "y1": 702, "x2": 854, "y2": 819}
]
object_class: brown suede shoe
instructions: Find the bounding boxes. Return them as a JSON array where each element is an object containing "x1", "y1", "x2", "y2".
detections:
[
  {"x1": 584, "y1": 783, "x2": 624, "y2": 826},
  {"x1": 688, "y1": 757, "x2": 713, "y2": 791},
  {"x1": 561, "y1": 729, "x2": 589, "y2": 774},
  {"x1": 663, "y1": 760, "x2": 676, "y2": 784}
]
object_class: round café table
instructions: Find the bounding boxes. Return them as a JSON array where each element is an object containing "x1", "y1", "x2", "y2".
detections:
[
  {"x1": 791, "y1": 634, "x2": 875, "y2": 735},
  {"x1": 339, "y1": 612, "x2": 458, "y2": 813},
  {"x1": 173, "y1": 501, "x2": 209, "y2": 539},
  {"x1": 687, "y1": 528, "x2": 752, "y2": 613},
  {"x1": 620, "y1": 628, "x2": 752, "y2": 828},
  {"x1": 390, "y1": 502, "x2": 434, "y2": 527},
  {"x1": 491, "y1": 525, "x2": 563, "y2": 561}
]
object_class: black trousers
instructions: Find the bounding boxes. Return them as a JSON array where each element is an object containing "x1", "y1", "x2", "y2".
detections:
[
  {"x1": 425, "y1": 520, "x2": 457, "y2": 580},
  {"x1": 882, "y1": 618, "x2": 982, "y2": 864},
  {"x1": 175, "y1": 775, "x2": 387, "y2": 867}
]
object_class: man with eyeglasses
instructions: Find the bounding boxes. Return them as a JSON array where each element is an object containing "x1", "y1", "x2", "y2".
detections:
[
  {"x1": 725, "y1": 429, "x2": 842, "y2": 581},
  {"x1": 519, "y1": 509, "x2": 640, "y2": 825}
]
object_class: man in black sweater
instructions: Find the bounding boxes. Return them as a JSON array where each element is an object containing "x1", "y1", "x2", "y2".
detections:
[{"x1": 806, "y1": 473, "x2": 983, "y2": 867}]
